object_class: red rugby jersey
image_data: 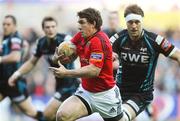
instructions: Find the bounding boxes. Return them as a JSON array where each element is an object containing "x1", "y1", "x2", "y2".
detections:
[{"x1": 71, "y1": 31, "x2": 115, "y2": 92}]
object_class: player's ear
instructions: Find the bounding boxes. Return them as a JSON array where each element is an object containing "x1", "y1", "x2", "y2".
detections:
[{"x1": 93, "y1": 21, "x2": 96, "y2": 27}]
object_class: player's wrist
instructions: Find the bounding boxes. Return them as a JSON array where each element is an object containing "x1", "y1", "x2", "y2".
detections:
[{"x1": 14, "y1": 71, "x2": 21, "y2": 79}]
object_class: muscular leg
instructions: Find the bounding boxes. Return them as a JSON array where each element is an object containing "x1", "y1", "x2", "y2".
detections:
[
  {"x1": 43, "y1": 97, "x2": 62, "y2": 121},
  {"x1": 16, "y1": 96, "x2": 46, "y2": 121},
  {"x1": 123, "y1": 103, "x2": 136, "y2": 120},
  {"x1": 56, "y1": 95, "x2": 88, "y2": 121},
  {"x1": 76, "y1": 112, "x2": 104, "y2": 121},
  {"x1": 118, "y1": 103, "x2": 137, "y2": 121},
  {"x1": 16, "y1": 97, "x2": 37, "y2": 118},
  {"x1": 77, "y1": 103, "x2": 136, "y2": 121}
]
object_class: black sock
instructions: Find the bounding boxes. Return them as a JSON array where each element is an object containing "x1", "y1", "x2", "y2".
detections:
[{"x1": 35, "y1": 111, "x2": 47, "y2": 121}]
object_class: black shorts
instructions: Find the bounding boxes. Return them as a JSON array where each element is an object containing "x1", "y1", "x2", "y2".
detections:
[
  {"x1": 120, "y1": 91, "x2": 153, "y2": 116},
  {"x1": 54, "y1": 78, "x2": 80, "y2": 101},
  {"x1": 0, "y1": 79, "x2": 28, "y2": 103}
]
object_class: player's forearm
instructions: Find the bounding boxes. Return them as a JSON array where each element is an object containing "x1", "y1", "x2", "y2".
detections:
[
  {"x1": 1, "y1": 51, "x2": 21, "y2": 63},
  {"x1": 17, "y1": 57, "x2": 38, "y2": 76},
  {"x1": 177, "y1": 49, "x2": 180, "y2": 65},
  {"x1": 113, "y1": 61, "x2": 119, "y2": 70},
  {"x1": 65, "y1": 64, "x2": 101, "y2": 78},
  {"x1": 170, "y1": 48, "x2": 180, "y2": 66},
  {"x1": 177, "y1": 52, "x2": 180, "y2": 66},
  {"x1": 17, "y1": 60, "x2": 35, "y2": 75}
]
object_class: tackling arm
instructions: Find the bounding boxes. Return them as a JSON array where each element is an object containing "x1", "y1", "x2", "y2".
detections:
[{"x1": 169, "y1": 48, "x2": 180, "y2": 66}]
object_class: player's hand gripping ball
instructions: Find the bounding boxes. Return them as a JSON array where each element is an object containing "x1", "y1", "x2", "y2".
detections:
[{"x1": 57, "y1": 41, "x2": 77, "y2": 64}]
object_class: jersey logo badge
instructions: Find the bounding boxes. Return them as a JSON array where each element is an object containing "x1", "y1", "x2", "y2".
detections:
[
  {"x1": 109, "y1": 107, "x2": 116, "y2": 114},
  {"x1": 161, "y1": 39, "x2": 172, "y2": 51},
  {"x1": 121, "y1": 52, "x2": 149, "y2": 63},
  {"x1": 90, "y1": 52, "x2": 103, "y2": 62}
]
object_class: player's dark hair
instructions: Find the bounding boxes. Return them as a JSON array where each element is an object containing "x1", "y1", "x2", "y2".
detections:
[
  {"x1": 5, "y1": 15, "x2": 17, "y2": 25},
  {"x1": 42, "y1": 16, "x2": 57, "y2": 29},
  {"x1": 77, "y1": 8, "x2": 102, "y2": 30},
  {"x1": 124, "y1": 4, "x2": 144, "y2": 17}
]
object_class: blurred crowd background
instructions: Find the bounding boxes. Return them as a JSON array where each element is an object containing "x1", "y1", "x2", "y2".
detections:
[{"x1": 0, "y1": 0, "x2": 180, "y2": 121}]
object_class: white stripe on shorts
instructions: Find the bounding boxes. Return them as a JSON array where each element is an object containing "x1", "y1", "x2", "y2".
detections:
[{"x1": 127, "y1": 100, "x2": 140, "y2": 113}]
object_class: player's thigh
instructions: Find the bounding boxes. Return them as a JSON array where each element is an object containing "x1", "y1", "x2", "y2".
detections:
[
  {"x1": 122, "y1": 100, "x2": 150, "y2": 120},
  {"x1": 122, "y1": 92, "x2": 153, "y2": 120},
  {"x1": 123, "y1": 103, "x2": 136, "y2": 119},
  {"x1": 9, "y1": 80, "x2": 35, "y2": 116},
  {"x1": 44, "y1": 97, "x2": 62, "y2": 119},
  {"x1": 16, "y1": 97, "x2": 37, "y2": 117},
  {"x1": 57, "y1": 95, "x2": 88, "y2": 120}
]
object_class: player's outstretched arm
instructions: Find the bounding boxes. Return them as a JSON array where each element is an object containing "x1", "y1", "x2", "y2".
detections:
[
  {"x1": 49, "y1": 61, "x2": 101, "y2": 78},
  {"x1": 8, "y1": 56, "x2": 39, "y2": 86},
  {"x1": 169, "y1": 48, "x2": 180, "y2": 66}
]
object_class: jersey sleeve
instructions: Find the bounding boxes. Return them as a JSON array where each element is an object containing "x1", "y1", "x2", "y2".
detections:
[
  {"x1": 89, "y1": 37, "x2": 104, "y2": 68},
  {"x1": 112, "y1": 38, "x2": 121, "y2": 55},
  {"x1": 110, "y1": 33, "x2": 119, "y2": 45},
  {"x1": 33, "y1": 39, "x2": 42, "y2": 57},
  {"x1": 110, "y1": 31, "x2": 123, "y2": 55},
  {"x1": 10, "y1": 37, "x2": 22, "y2": 51},
  {"x1": 154, "y1": 35, "x2": 176, "y2": 57}
]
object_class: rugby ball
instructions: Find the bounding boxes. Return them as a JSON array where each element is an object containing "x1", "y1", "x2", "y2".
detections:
[{"x1": 57, "y1": 41, "x2": 77, "y2": 64}]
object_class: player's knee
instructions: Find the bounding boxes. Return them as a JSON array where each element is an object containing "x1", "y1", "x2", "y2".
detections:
[{"x1": 56, "y1": 110, "x2": 72, "y2": 121}]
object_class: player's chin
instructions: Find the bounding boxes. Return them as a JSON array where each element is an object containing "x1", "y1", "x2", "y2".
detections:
[
  {"x1": 48, "y1": 34, "x2": 56, "y2": 39},
  {"x1": 130, "y1": 32, "x2": 137, "y2": 35}
]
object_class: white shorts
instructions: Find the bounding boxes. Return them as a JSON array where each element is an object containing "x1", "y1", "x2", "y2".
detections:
[{"x1": 74, "y1": 85, "x2": 123, "y2": 119}]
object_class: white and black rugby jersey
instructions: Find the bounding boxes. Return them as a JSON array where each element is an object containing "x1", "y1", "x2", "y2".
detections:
[{"x1": 111, "y1": 29, "x2": 177, "y2": 93}]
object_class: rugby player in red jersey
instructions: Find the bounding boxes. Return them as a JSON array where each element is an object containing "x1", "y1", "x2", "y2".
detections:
[{"x1": 50, "y1": 8, "x2": 123, "y2": 121}]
